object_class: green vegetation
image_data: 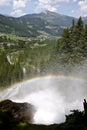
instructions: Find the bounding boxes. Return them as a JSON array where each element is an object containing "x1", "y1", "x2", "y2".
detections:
[
  {"x1": 0, "y1": 33, "x2": 58, "y2": 87},
  {"x1": 57, "y1": 17, "x2": 87, "y2": 63},
  {"x1": 0, "y1": 17, "x2": 87, "y2": 129},
  {"x1": 0, "y1": 17, "x2": 87, "y2": 87},
  {"x1": 0, "y1": 13, "x2": 64, "y2": 37}
]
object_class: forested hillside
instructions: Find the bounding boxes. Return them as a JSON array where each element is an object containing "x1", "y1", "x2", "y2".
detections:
[
  {"x1": 0, "y1": 16, "x2": 87, "y2": 130},
  {"x1": 0, "y1": 11, "x2": 64, "y2": 37},
  {"x1": 55, "y1": 17, "x2": 87, "y2": 67},
  {"x1": 0, "y1": 17, "x2": 87, "y2": 88},
  {"x1": 57, "y1": 17, "x2": 87, "y2": 55},
  {"x1": 0, "y1": 33, "x2": 58, "y2": 87}
]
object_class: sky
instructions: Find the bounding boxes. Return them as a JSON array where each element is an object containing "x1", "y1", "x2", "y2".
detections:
[{"x1": 0, "y1": 0, "x2": 87, "y2": 18}]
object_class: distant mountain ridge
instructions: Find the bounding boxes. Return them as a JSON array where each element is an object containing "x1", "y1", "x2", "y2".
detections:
[
  {"x1": 21, "y1": 10, "x2": 75, "y2": 26},
  {"x1": 0, "y1": 10, "x2": 87, "y2": 37}
]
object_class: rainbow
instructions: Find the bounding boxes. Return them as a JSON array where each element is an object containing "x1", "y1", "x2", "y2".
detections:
[
  {"x1": 0, "y1": 74, "x2": 87, "y2": 124},
  {"x1": 0, "y1": 74, "x2": 87, "y2": 100},
  {"x1": 0, "y1": 74, "x2": 87, "y2": 93}
]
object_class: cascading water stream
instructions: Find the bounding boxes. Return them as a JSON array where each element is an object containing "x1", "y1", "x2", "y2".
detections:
[{"x1": 0, "y1": 75, "x2": 87, "y2": 124}]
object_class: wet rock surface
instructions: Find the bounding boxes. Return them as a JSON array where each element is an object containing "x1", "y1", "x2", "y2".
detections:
[{"x1": 0, "y1": 99, "x2": 35, "y2": 123}]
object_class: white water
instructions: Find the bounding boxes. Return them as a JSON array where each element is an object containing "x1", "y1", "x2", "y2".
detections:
[
  {"x1": 0, "y1": 75, "x2": 87, "y2": 124},
  {"x1": 7, "y1": 55, "x2": 14, "y2": 65}
]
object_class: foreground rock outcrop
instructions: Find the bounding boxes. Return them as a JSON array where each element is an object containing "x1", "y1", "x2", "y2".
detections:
[
  {"x1": 0, "y1": 99, "x2": 87, "y2": 130},
  {"x1": 0, "y1": 99, "x2": 35, "y2": 123}
]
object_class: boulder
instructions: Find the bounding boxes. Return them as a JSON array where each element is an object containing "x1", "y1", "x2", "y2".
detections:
[{"x1": 0, "y1": 99, "x2": 35, "y2": 123}]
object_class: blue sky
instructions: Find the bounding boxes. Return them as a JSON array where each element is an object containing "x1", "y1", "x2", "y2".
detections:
[{"x1": 0, "y1": 0, "x2": 87, "y2": 17}]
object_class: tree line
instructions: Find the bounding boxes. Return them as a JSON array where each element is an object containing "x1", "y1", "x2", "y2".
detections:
[{"x1": 57, "y1": 17, "x2": 87, "y2": 55}]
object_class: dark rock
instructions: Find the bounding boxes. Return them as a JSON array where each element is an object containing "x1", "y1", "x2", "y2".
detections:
[{"x1": 0, "y1": 99, "x2": 35, "y2": 123}]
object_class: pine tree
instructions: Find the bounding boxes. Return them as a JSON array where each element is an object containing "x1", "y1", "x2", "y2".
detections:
[
  {"x1": 71, "y1": 18, "x2": 75, "y2": 34},
  {"x1": 57, "y1": 17, "x2": 86, "y2": 54},
  {"x1": 75, "y1": 17, "x2": 84, "y2": 40},
  {"x1": 61, "y1": 28, "x2": 73, "y2": 52}
]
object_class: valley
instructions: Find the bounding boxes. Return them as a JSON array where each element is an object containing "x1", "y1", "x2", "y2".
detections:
[{"x1": 0, "y1": 10, "x2": 87, "y2": 130}]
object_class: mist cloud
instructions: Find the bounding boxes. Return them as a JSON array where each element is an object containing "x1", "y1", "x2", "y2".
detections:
[{"x1": 0, "y1": 75, "x2": 87, "y2": 124}]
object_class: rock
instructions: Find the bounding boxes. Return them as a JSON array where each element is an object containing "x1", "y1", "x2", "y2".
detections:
[{"x1": 0, "y1": 99, "x2": 35, "y2": 123}]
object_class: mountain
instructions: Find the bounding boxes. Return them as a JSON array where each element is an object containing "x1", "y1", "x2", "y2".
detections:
[
  {"x1": 21, "y1": 10, "x2": 75, "y2": 27},
  {"x1": 83, "y1": 16, "x2": 87, "y2": 24},
  {"x1": 0, "y1": 10, "x2": 87, "y2": 37},
  {"x1": 0, "y1": 11, "x2": 64, "y2": 37}
]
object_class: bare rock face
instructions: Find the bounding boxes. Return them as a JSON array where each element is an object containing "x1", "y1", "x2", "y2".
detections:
[{"x1": 0, "y1": 99, "x2": 35, "y2": 123}]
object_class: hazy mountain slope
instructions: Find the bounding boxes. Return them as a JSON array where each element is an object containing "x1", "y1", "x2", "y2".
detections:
[
  {"x1": 0, "y1": 10, "x2": 87, "y2": 37},
  {"x1": 0, "y1": 13, "x2": 63, "y2": 37},
  {"x1": 20, "y1": 10, "x2": 76, "y2": 27},
  {"x1": 0, "y1": 14, "x2": 28, "y2": 36},
  {"x1": 83, "y1": 16, "x2": 87, "y2": 24}
]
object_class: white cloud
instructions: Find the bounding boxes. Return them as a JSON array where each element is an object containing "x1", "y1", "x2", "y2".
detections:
[
  {"x1": 36, "y1": 1, "x2": 58, "y2": 12},
  {"x1": 78, "y1": 0, "x2": 87, "y2": 16},
  {"x1": 39, "y1": 0, "x2": 70, "y2": 4},
  {"x1": 36, "y1": 0, "x2": 71, "y2": 12},
  {"x1": 38, "y1": 0, "x2": 70, "y2": 6},
  {"x1": 13, "y1": 0, "x2": 29, "y2": 10},
  {"x1": 11, "y1": 0, "x2": 31, "y2": 17},
  {"x1": 11, "y1": 9, "x2": 25, "y2": 17},
  {"x1": 73, "y1": 0, "x2": 77, "y2": 2},
  {"x1": 71, "y1": 10, "x2": 75, "y2": 13},
  {"x1": 43, "y1": 5, "x2": 57, "y2": 12},
  {"x1": 0, "y1": 0, "x2": 11, "y2": 6}
]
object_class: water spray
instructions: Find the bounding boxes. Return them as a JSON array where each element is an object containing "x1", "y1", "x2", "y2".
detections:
[{"x1": 0, "y1": 75, "x2": 87, "y2": 124}]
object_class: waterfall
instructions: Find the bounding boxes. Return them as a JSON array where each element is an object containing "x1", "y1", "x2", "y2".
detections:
[{"x1": 0, "y1": 75, "x2": 87, "y2": 124}]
